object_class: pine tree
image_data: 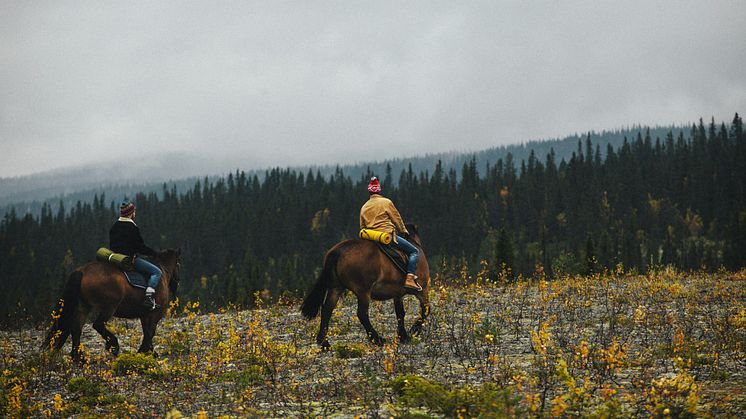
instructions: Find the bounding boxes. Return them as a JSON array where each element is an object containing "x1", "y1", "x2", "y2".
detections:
[{"x1": 493, "y1": 228, "x2": 515, "y2": 280}]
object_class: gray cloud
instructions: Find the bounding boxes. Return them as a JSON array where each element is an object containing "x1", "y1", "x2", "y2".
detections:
[{"x1": 1, "y1": 1, "x2": 744, "y2": 177}]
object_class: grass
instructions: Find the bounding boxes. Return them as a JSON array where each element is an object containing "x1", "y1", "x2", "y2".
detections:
[{"x1": 0, "y1": 267, "x2": 744, "y2": 417}]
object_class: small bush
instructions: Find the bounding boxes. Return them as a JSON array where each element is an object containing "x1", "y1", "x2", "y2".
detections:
[
  {"x1": 164, "y1": 330, "x2": 192, "y2": 355},
  {"x1": 67, "y1": 376, "x2": 102, "y2": 398},
  {"x1": 333, "y1": 342, "x2": 366, "y2": 359},
  {"x1": 63, "y1": 376, "x2": 125, "y2": 415},
  {"x1": 112, "y1": 353, "x2": 159, "y2": 376},
  {"x1": 644, "y1": 372, "x2": 699, "y2": 418},
  {"x1": 216, "y1": 365, "x2": 264, "y2": 389},
  {"x1": 389, "y1": 374, "x2": 524, "y2": 417},
  {"x1": 475, "y1": 317, "x2": 499, "y2": 344}
]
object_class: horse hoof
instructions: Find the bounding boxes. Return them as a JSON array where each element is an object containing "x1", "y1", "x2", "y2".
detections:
[
  {"x1": 107, "y1": 346, "x2": 120, "y2": 357},
  {"x1": 371, "y1": 336, "x2": 386, "y2": 347},
  {"x1": 137, "y1": 348, "x2": 156, "y2": 358},
  {"x1": 409, "y1": 324, "x2": 423, "y2": 336},
  {"x1": 399, "y1": 333, "x2": 411, "y2": 344},
  {"x1": 71, "y1": 353, "x2": 85, "y2": 366},
  {"x1": 319, "y1": 340, "x2": 331, "y2": 351}
]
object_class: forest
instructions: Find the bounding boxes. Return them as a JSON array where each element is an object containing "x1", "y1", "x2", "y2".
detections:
[{"x1": 0, "y1": 114, "x2": 744, "y2": 326}]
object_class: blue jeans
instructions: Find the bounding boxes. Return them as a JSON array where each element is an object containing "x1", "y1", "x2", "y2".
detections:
[
  {"x1": 392, "y1": 235, "x2": 419, "y2": 274},
  {"x1": 134, "y1": 257, "x2": 162, "y2": 289}
]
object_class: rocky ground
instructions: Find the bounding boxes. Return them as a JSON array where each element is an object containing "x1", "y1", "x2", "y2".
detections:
[{"x1": 1, "y1": 268, "x2": 745, "y2": 417}]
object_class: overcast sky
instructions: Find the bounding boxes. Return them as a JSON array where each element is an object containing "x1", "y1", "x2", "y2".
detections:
[{"x1": 1, "y1": 1, "x2": 744, "y2": 177}]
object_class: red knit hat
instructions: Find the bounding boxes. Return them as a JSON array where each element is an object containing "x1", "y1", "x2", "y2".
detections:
[
  {"x1": 120, "y1": 200, "x2": 136, "y2": 218},
  {"x1": 367, "y1": 177, "x2": 382, "y2": 194}
]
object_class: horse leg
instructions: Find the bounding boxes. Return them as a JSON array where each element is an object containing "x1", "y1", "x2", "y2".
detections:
[
  {"x1": 138, "y1": 316, "x2": 158, "y2": 356},
  {"x1": 92, "y1": 311, "x2": 119, "y2": 356},
  {"x1": 409, "y1": 291, "x2": 431, "y2": 336},
  {"x1": 316, "y1": 288, "x2": 342, "y2": 350},
  {"x1": 394, "y1": 297, "x2": 410, "y2": 343},
  {"x1": 70, "y1": 310, "x2": 87, "y2": 364},
  {"x1": 356, "y1": 295, "x2": 384, "y2": 346}
]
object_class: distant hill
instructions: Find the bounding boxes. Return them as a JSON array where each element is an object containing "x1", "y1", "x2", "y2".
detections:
[{"x1": 0, "y1": 125, "x2": 686, "y2": 217}]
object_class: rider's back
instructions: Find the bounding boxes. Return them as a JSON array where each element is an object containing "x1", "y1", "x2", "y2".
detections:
[
  {"x1": 109, "y1": 220, "x2": 146, "y2": 256},
  {"x1": 360, "y1": 194, "x2": 406, "y2": 236}
]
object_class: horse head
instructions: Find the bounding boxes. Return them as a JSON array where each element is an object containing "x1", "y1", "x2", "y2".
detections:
[
  {"x1": 155, "y1": 248, "x2": 181, "y2": 296},
  {"x1": 405, "y1": 223, "x2": 423, "y2": 249}
]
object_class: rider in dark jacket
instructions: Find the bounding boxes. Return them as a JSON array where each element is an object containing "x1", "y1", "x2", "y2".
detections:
[{"x1": 110, "y1": 200, "x2": 161, "y2": 310}]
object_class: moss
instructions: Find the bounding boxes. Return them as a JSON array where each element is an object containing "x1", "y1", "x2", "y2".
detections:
[
  {"x1": 63, "y1": 376, "x2": 125, "y2": 415},
  {"x1": 67, "y1": 376, "x2": 103, "y2": 398},
  {"x1": 112, "y1": 352, "x2": 159, "y2": 376},
  {"x1": 332, "y1": 342, "x2": 366, "y2": 359},
  {"x1": 215, "y1": 365, "x2": 265, "y2": 389},
  {"x1": 389, "y1": 374, "x2": 524, "y2": 418}
]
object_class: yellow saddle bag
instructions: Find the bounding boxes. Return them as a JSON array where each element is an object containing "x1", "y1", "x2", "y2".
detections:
[
  {"x1": 359, "y1": 229, "x2": 393, "y2": 245},
  {"x1": 96, "y1": 247, "x2": 134, "y2": 271}
]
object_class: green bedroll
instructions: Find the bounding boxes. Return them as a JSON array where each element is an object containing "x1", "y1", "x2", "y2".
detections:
[{"x1": 96, "y1": 247, "x2": 134, "y2": 271}]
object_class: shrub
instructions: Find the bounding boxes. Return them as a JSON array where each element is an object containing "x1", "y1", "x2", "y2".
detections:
[
  {"x1": 164, "y1": 330, "x2": 192, "y2": 356},
  {"x1": 112, "y1": 353, "x2": 159, "y2": 376},
  {"x1": 216, "y1": 365, "x2": 265, "y2": 389},
  {"x1": 66, "y1": 376, "x2": 102, "y2": 398},
  {"x1": 389, "y1": 374, "x2": 524, "y2": 418},
  {"x1": 644, "y1": 372, "x2": 699, "y2": 418},
  {"x1": 332, "y1": 342, "x2": 366, "y2": 359},
  {"x1": 63, "y1": 376, "x2": 125, "y2": 415}
]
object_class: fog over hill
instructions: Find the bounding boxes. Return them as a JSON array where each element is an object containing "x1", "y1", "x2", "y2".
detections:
[{"x1": 1, "y1": 125, "x2": 685, "y2": 217}]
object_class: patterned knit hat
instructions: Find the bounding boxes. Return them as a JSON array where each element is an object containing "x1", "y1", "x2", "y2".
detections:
[
  {"x1": 120, "y1": 200, "x2": 136, "y2": 218},
  {"x1": 367, "y1": 177, "x2": 382, "y2": 194}
]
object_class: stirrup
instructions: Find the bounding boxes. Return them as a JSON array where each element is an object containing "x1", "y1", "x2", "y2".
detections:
[
  {"x1": 142, "y1": 295, "x2": 159, "y2": 311},
  {"x1": 404, "y1": 283, "x2": 422, "y2": 292}
]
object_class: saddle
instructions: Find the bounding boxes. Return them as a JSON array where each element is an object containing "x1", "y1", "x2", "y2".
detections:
[
  {"x1": 121, "y1": 270, "x2": 148, "y2": 290},
  {"x1": 377, "y1": 243, "x2": 407, "y2": 274}
]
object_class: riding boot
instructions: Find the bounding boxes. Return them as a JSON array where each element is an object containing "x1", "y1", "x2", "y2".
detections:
[
  {"x1": 404, "y1": 274, "x2": 422, "y2": 291},
  {"x1": 142, "y1": 287, "x2": 159, "y2": 310}
]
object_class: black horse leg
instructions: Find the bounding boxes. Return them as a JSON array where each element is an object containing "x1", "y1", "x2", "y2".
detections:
[
  {"x1": 316, "y1": 288, "x2": 342, "y2": 350},
  {"x1": 357, "y1": 295, "x2": 384, "y2": 346},
  {"x1": 138, "y1": 316, "x2": 157, "y2": 355},
  {"x1": 394, "y1": 297, "x2": 410, "y2": 343},
  {"x1": 409, "y1": 292, "x2": 431, "y2": 336},
  {"x1": 92, "y1": 311, "x2": 119, "y2": 356},
  {"x1": 70, "y1": 311, "x2": 86, "y2": 364}
]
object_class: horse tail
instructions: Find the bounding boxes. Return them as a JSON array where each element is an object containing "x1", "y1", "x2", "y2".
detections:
[
  {"x1": 42, "y1": 271, "x2": 83, "y2": 351},
  {"x1": 301, "y1": 247, "x2": 342, "y2": 320}
]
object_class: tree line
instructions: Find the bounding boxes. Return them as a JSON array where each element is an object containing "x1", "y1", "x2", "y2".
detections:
[{"x1": 1, "y1": 114, "x2": 744, "y2": 326}]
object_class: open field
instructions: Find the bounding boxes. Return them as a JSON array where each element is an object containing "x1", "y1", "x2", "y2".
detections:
[{"x1": 2, "y1": 268, "x2": 745, "y2": 417}]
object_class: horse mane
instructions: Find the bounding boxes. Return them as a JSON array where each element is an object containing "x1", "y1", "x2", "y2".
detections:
[
  {"x1": 404, "y1": 224, "x2": 423, "y2": 250},
  {"x1": 152, "y1": 248, "x2": 181, "y2": 295},
  {"x1": 153, "y1": 248, "x2": 180, "y2": 265}
]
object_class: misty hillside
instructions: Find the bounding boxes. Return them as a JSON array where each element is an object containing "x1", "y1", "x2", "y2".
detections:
[{"x1": 1, "y1": 125, "x2": 682, "y2": 217}]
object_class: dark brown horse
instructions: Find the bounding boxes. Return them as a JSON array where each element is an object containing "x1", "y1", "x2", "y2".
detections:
[
  {"x1": 42, "y1": 249, "x2": 181, "y2": 361},
  {"x1": 301, "y1": 224, "x2": 431, "y2": 348}
]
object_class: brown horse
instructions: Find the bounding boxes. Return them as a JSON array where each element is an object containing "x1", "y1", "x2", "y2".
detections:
[
  {"x1": 301, "y1": 224, "x2": 431, "y2": 349},
  {"x1": 42, "y1": 249, "x2": 181, "y2": 361}
]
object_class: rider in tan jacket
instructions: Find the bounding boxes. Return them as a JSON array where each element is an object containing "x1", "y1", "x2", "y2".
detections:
[{"x1": 360, "y1": 177, "x2": 421, "y2": 291}]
